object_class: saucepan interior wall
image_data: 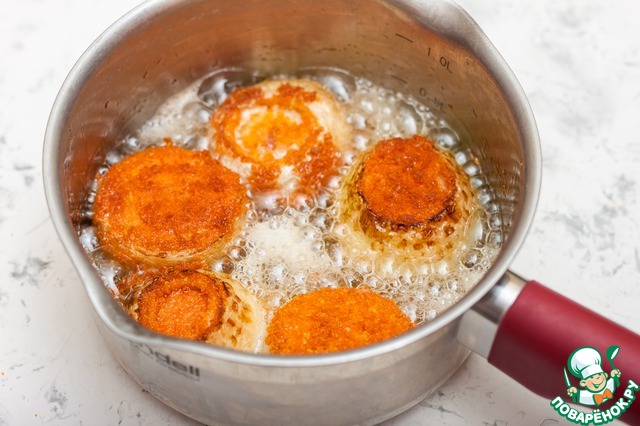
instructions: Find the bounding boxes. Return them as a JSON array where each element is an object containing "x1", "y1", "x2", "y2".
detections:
[
  {"x1": 47, "y1": 0, "x2": 534, "y2": 424},
  {"x1": 58, "y1": 0, "x2": 524, "y2": 239}
]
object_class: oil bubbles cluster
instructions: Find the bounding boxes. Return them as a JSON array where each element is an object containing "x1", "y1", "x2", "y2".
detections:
[{"x1": 79, "y1": 66, "x2": 504, "y2": 325}]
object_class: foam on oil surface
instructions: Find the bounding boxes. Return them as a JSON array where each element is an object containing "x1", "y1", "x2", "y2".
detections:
[{"x1": 80, "y1": 67, "x2": 504, "y2": 325}]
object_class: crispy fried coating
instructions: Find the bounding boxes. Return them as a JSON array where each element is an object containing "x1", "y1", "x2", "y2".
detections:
[
  {"x1": 93, "y1": 143, "x2": 246, "y2": 266},
  {"x1": 120, "y1": 269, "x2": 267, "y2": 351},
  {"x1": 266, "y1": 287, "x2": 413, "y2": 355},
  {"x1": 120, "y1": 269, "x2": 228, "y2": 341},
  {"x1": 358, "y1": 135, "x2": 457, "y2": 226},
  {"x1": 209, "y1": 79, "x2": 350, "y2": 202}
]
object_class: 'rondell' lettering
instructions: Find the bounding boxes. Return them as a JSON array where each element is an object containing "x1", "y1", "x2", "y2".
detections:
[{"x1": 132, "y1": 342, "x2": 201, "y2": 381}]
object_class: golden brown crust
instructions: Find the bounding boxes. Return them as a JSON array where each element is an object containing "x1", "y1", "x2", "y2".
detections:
[
  {"x1": 335, "y1": 134, "x2": 476, "y2": 275},
  {"x1": 266, "y1": 287, "x2": 413, "y2": 355},
  {"x1": 120, "y1": 269, "x2": 267, "y2": 351},
  {"x1": 120, "y1": 269, "x2": 228, "y2": 341},
  {"x1": 209, "y1": 79, "x2": 349, "y2": 203},
  {"x1": 358, "y1": 135, "x2": 457, "y2": 226},
  {"x1": 93, "y1": 143, "x2": 247, "y2": 266}
]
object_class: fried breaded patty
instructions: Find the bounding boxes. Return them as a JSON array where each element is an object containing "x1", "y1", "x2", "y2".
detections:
[
  {"x1": 119, "y1": 269, "x2": 266, "y2": 352},
  {"x1": 209, "y1": 79, "x2": 350, "y2": 204},
  {"x1": 120, "y1": 269, "x2": 227, "y2": 341},
  {"x1": 93, "y1": 143, "x2": 247, "y2": 266},
  {"x1": 266, "y1": 287, "x2": 413, "y2": 355},
  {"x1": 335, "y1": 134, "x2": 477, "y2": 275},
  {"x1": 358, "y1": 135, "x2": 457, "y2": 226}
]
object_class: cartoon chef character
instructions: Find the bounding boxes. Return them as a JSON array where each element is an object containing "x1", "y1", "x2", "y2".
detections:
[{"x1": 566, "y1": 346, "x2": 621, "y2": 406}]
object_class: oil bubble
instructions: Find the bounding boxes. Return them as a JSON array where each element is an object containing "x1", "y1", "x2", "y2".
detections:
[
  {"x1": 183, "y1": 136, "x2": 209, "y2": 151},
  {"x1": 105, "y1": 150, "x2": 123, "y2": 166},
  {"x1": 82, "y1": 66, "x2": 504, "y2": 331},
  {"x1": 348, "y1": 112, "x2": 367, "y2": 130},
  {"x1": 463, "y1": 162, "x2": 480, "y2": 176},
  {"x1": 268, "y1": 264, "x2": 287, "y2": 282},
  {"x1": 487, "y1": 231, "x2": 503, "y2": 249},
  {"x1": 396, "y1": 101, "x2": 424, "y2": 136},
  {"x1": 403, "y1": 304, "x2": 418, "y2": 323},
  {"x1": 461, "y1": 249, "x2": 482, "y2": 269},
  {"x1": 182, "y1": 101, "x2": 211, "y2": 123},
  {"x1": 122, "y1": 136, "x2": 140, "y2": 153},
  {"x1": 488, "y1": 214, "x2": 502, "y2": 229},
  {"x1": 79, "y1": 226, "x2": 99, "y2": 252},
  {"x1": 228, "y1": 246, "x2": 247, "y2": 261},
  {"x1": 429, "y1": 127, "x2": 459, "y2": 149},
  {"x1": 292, "y1": 271, "x2": 307, "y2": 285},
  {"x1": 298, "y1": 67, "x2": 356, "y2": 102},
  {"x1": 342, "y1": 267, "x2": 364, "y2": 287},
  {"x1": 454, "y1": 151, "x2": 468, "y2": 165},
  {"x1": 197, "y1": 69, "x2": 261, "y2": 107},
  {"x1": 212, "y1": 256, "x2": 235, "y2": 274},
  {"x1": 429, "y1": 283, "x2": 441, "y2": 297},
  {"x1": 353, "y1": 133, "x2": 370, "y2": 151}
]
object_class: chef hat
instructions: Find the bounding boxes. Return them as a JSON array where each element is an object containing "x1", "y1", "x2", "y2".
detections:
[{"x1": 568, "y1": 347, "x2": 604, "y2": 380}]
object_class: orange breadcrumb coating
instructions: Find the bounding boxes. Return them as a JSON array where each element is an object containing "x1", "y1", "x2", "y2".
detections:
[
  {"x1": 266, "y1": 287, "x2": 414, "y2": 355},
  {"x1": 358, "y1": 135, "x2": 457, "y2": 226},
  {"x1": 210, "y1": 82, "x2": 342, "y2": 199},
  {"x1": 93, "y1": 143, "x2": 246, "y2": 266},
  {"x1": 120, "y1": 269, "x2": 228, "y2": 341}
]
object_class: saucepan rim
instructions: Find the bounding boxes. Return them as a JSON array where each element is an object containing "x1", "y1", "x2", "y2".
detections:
[{"x1": 43, "y1": 0, "x2": 541, "y2": 367}]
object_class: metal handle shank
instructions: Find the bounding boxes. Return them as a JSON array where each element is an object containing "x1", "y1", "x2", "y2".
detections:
[{"x1": 456, "y1": 270, "x2": 526, "y2": 358}]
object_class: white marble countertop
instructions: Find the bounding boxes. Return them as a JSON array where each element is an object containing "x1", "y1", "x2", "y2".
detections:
[{"x1": 1, "y1": 0, "x2": 639, "y2": 425}]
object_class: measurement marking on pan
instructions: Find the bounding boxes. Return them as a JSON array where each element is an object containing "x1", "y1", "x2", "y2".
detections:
[
  {"x1": 439, "y1": 56, "x2": 453, "y2": 73},
  {"x1": 395, "y1": 33, "x2": 414, "y2": 43},
  {"x1": 391, "y1": 75, "x2": 408, "y2": 85},
  {"x1": 426, "y1": 47, "x2": 453, "y2": 73}
]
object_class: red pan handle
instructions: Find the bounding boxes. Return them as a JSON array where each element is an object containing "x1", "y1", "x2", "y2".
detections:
[{"x1": 487, "y1": 280, "x2": 640, "y2": 424}]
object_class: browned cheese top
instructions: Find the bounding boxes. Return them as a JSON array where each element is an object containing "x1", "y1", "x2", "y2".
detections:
[
  {"x1": 93, "y1": 143, "x2": 246, "y2": 265},
  {"x1": 358, "y1": 135, "x2": 457, "y2": 226},
  {"x1": 120, "y1": 269, "x2": 228, "y2": 341},
  {"x1": 266, "y1": 287, "x2": 414, "y2": 355}
]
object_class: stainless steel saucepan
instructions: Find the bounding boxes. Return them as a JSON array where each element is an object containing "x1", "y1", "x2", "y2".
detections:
[{"x1": 43, "y1": 0, "x2": 640, "y2": 424}]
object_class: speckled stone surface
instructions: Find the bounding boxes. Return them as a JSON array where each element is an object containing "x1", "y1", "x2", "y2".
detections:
[{"x1": 1, "y1": 0, "x2": 639, "y2": 425}]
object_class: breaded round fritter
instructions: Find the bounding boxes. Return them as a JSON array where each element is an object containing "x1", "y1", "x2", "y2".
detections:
[
  {"x1": 209, "y1": 79, "x2": 350, "y2": 205},
  {"x1": 93, "y1": 143, "x2": 247, "y2": 266},
  {"x1": 120, "y1": 269, "x2": 227, "y2": 341},
  {"x1": 359, "y1": 135, "x2": 457, "y2": 226},
  {"x1": 119, "y1": 269, "x2": 266, "y2": 352},
  {"x1": 266, "y1": 287, "x2": 413, "y2": 355},
  {"x1": 335, "y1": 134, "x2": 477, "y2": 275}
]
